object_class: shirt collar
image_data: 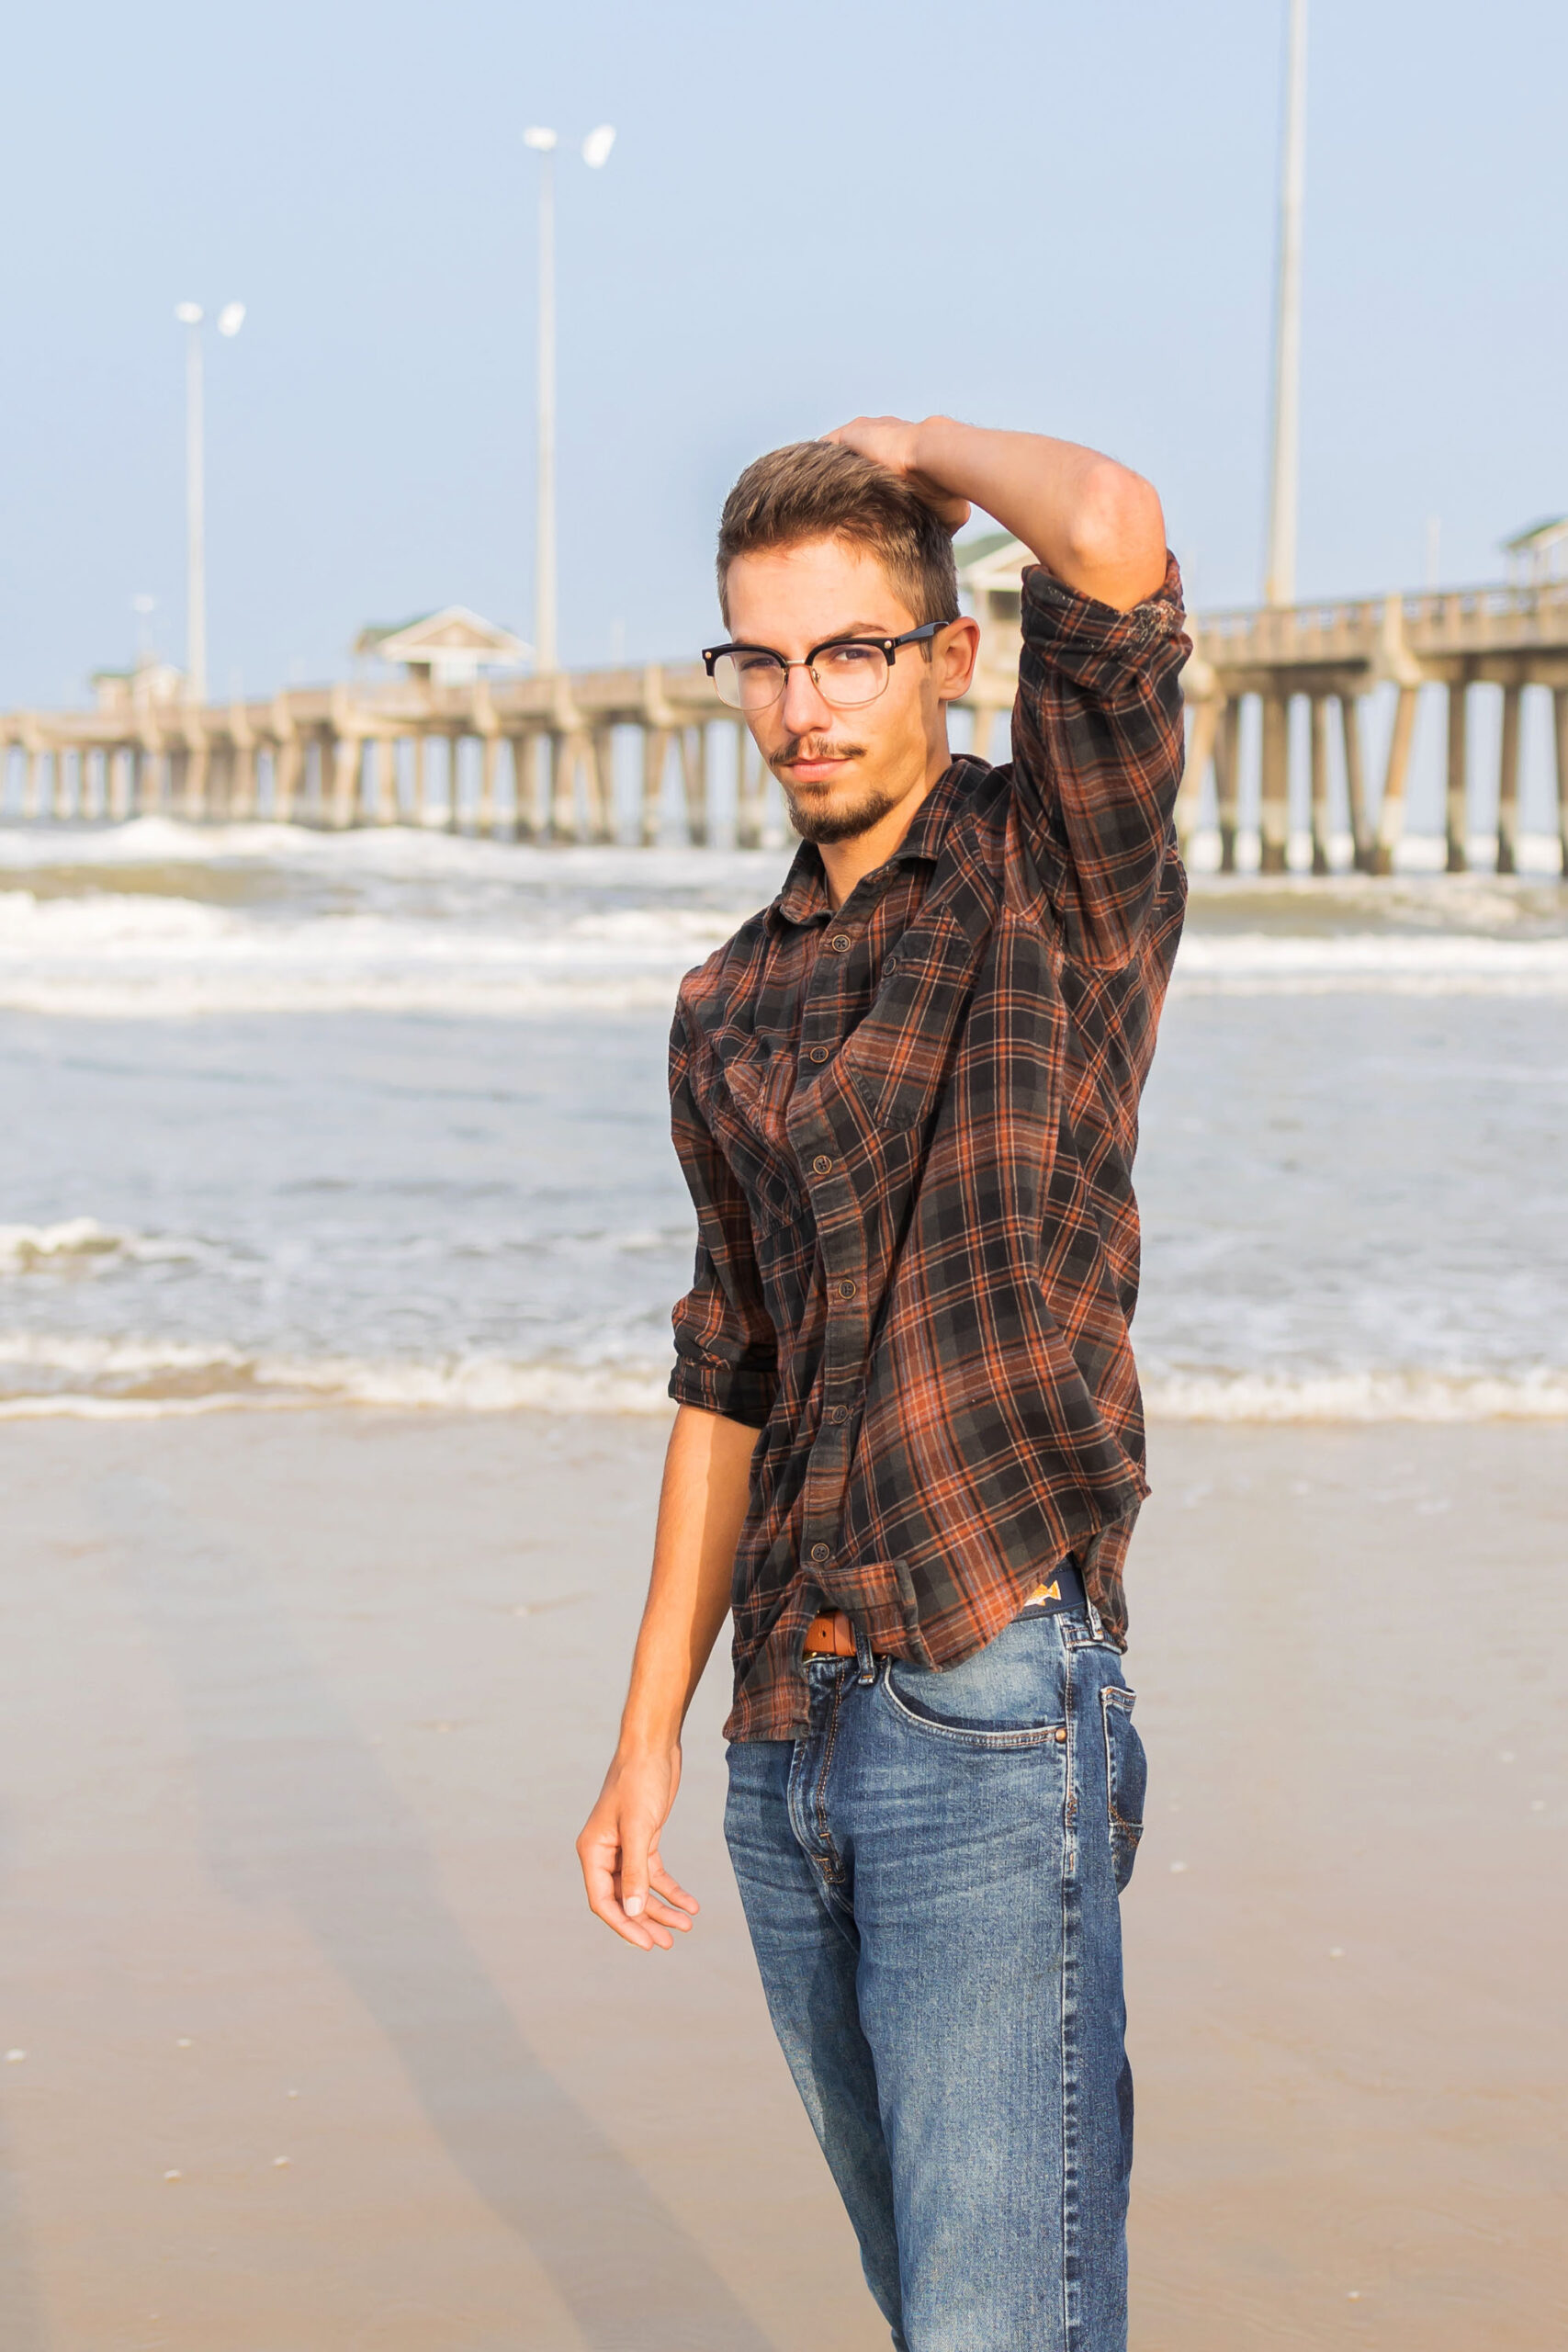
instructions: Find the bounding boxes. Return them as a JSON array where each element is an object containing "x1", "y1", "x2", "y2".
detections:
[{"x1": 772, "y1": 758, "x2": 973, "y2": 930}]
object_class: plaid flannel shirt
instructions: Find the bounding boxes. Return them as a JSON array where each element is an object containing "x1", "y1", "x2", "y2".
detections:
[{"x1": 669, "y1": 557, "x2": 1190, "y2": 1743}]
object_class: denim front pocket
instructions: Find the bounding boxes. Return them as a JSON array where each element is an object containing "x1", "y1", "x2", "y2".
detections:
[
  {"x1": 1100, "y1": 1685, "x2": 1146, "y2": 1893},
  {"x1": 880, "y1": 1615, "x2": 1069, "y2": 1751}
]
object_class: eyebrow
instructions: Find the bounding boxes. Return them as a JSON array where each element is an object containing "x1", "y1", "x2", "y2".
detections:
[{"x1": 730, "y1": 618, "x2": 910, "y2": 649}]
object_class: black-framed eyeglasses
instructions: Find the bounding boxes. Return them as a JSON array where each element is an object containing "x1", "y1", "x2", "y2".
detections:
[{"x1": 701, "y1": 623, "x2": 942, "y2": 714}]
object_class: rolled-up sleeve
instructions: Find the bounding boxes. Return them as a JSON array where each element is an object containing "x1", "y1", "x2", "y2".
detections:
[
  {"x1": 1007, "y1": 553, "x2": 1190, "y2": 968},
  {"x1": 667, "y1": 1008, "x2": 778, "y2": 1428}
]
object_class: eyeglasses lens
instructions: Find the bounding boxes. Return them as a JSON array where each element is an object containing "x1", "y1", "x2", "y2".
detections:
[
  {"x1": 710, "y1": 652, "x2": 784, "y2": 711},
  {"x1": 709, "y1": 643, "x2": 892, "y2": 711},
  {"x1": 810, "y1": 642, "x2": 890, "y2": 707}
]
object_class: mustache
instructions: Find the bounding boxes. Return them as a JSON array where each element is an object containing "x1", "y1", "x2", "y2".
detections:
[{"x1": 771, "y1": 732, "x2": 867, "y2": 770}]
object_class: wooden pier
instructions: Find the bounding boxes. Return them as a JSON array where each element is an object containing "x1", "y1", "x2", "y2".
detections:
[
  {"x1": 4, "y1": 565, "x2": 1567, "y2": 873},
  {"x1": 1180, "y1": 578, "x2": 1568, "y2": 875},
  {"x1": 0, "y1": 662, "x2": 784, "y2": 849}
]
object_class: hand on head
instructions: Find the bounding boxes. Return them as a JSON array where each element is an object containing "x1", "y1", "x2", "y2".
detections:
[{"x1": 821, "y1": 417, "x2": 972, "y2": 533}]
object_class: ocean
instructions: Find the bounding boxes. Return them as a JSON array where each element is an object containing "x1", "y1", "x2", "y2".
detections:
[{"x1": 2, "y1": 816, "x2": 1565, "y2": 1425}]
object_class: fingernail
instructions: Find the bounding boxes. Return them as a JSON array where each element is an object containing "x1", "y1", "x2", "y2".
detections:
[{"x1": 625, "y1": 1894, "x2": 644, "y2": 1917}]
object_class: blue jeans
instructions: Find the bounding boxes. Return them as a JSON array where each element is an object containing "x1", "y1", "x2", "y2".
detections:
[{"x1": 724, "y1": 1603, "x2": 1146, "y2": 2352}]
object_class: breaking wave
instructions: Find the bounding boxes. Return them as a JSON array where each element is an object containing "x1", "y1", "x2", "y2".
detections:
[
  {"x1": 0, "y1": 889, "x2": 750, "y2": 1016},
  {"x1": 1170, "y1": 931, "x2": 1568, "y2": 997},
  {"x1": 0, "y1": 1219, "x2": 206, "y2": 1274},
  {"x1": 1, "y1": 822, "x2": 1564, "y2": 1014},
  {"x1": 0, "y1": 1332, "x2": 671, "y2": 1417},
  {"x1": 1, "y1": 1331, "x2": 1562, "y2": 1422},
  {"x1": 1143, "y1": 1367, "x2": 1568, "y2": 1421}
]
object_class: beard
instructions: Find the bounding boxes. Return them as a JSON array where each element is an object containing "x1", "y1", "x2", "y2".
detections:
[{"x1": 771, "y1": 732, "x2": 901, "y2": 845}]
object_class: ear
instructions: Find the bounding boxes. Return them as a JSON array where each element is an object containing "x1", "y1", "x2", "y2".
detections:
[{"x1": 933, "y1": 617, "x2": 980, "y2": 705}]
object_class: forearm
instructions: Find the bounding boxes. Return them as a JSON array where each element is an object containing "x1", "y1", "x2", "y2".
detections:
[
  {"x1": 577, "y1": 1403, "x2": 755, "y2": 1949},
  {"x1": 616, "y1": 1401, "x2": 757, "y2": 1754},
  {"x1": 913, "y1": 416, "x2": 1167, "y2": 612}
]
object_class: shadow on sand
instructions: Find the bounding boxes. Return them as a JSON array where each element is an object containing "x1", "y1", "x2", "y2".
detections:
[
  {"x1": 0, "y1": 1811, "x2": 51, "y2": 2352},
  {"x1": 100, "y1": 1471, "x2": 776, "y2": 2352}
]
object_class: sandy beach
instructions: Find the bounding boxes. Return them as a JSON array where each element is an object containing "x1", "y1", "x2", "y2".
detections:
[{"x1": 0, "y1": 1408, "x2": 1561, "y2": 2350}]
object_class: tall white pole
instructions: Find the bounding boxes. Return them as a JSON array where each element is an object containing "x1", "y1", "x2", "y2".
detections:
[
  {"x1": 535, "y1": 143, "x2": 558, "y2": 673},
  {"x1": 182, "y1": 310, "x2": 207, "y2": 700},
  {"x1": 523, "y1": 125, "x2": 610, "y2": 673},
  {"x1": 1264, "y1": 0, "x2": 1307, "y2": 608}
]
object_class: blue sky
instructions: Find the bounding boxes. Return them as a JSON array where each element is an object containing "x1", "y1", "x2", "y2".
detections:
[{"x1": 1, "y1": 0, "x2": 1563, "y2": 704}]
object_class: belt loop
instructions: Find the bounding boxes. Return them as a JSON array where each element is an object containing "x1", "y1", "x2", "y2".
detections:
[{"x1": 853, "y1": 1623, "x2": 877, "y2": 1685}]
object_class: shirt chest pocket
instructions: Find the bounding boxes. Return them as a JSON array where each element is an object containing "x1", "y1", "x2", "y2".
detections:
[
  {"x1": 840, "y1": 915, "x2": 977, "y2": 1135},
  {"x1": 705, "y1": 1031, "x2": 804, "y2": 1234}
]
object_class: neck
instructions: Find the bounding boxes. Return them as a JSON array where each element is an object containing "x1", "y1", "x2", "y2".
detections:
[{"x1": 817, "y1": 735, "x2": 952, "y2": 909}]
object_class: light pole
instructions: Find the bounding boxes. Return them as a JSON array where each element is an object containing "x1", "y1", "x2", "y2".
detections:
[
  {"x1": 1263, "y1": 0, "x2": 1307, "y2": 607},
  {"x1": 523, "y1": 124, "x2": 615, "y2": 673},
  {"x1": 174, "y1": 298, "x2": 245, "y2": 702}
]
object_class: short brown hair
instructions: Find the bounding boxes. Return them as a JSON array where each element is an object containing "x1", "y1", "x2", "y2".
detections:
[{"x1": 716, "y1": 440, "x2": 960, "y2": 629}]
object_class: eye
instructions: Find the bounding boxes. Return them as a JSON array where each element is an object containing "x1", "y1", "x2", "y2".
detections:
[
  {"x1": 736, "y1": 651, "x2": 783, "y2": 676},
  {"x1": 818, "y1": 641, "x2": 881, "y2": 671}
]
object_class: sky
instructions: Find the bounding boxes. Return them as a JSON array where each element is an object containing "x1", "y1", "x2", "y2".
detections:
[{"x1": 1, "y1": 0, "x2": 1564, "y2": 707}]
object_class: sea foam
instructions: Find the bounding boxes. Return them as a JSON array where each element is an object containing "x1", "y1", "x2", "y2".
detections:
[
  {"x1": 4, "y1": 892, "x2": 1567, "y2": 1015},
  {"x1": 1170, "y1": 931, "x2": 1568, "y2": 996},
  {"x1": 1143, "y1": 1366, "x2": 1568, "y2": 1422},
  {"x1": 0, "y1": 1220, "x2": 205, "y2": 1274},
  {"x1": 1, "y1": 1330, "x2": 1562, "y2": 1422}
]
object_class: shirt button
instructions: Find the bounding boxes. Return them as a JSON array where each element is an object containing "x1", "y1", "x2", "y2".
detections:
[
  {"x1": 837, "y1": 1278, "x2": 856, "y2": 1300},
  {"x1": 809, "y1": 1045, "x2": 830, "y2": 1064},
  {"x1": 811, "y1": 1155, "x2": 833, "y2": 1175},
  {"x1": 827, "y1": 1405, "x2": 847, "y2": 1424},
  {"x1": 829, "y1": 933, "x2": 852, "y2": 952},
  {"x1": 810, "y1": 1542, "x2": 831, "y2": 1562}
]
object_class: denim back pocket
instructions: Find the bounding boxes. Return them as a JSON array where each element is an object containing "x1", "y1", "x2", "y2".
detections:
[{"x1": 1100, "y1": 1685, "x2": 1146, "y2": 1893}]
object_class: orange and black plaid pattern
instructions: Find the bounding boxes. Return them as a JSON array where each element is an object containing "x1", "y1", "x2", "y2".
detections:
[{"x1": 669, "y1": 559, "x2": 1190, "y2": 1743}]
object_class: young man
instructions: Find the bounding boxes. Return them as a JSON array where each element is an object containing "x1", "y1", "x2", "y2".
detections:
[{"x1": 577, "y1": 415, "x2": 1187, "y2": 2351}]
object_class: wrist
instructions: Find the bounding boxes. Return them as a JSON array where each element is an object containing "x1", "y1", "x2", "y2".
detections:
[
  {"x1": 911, "y1": 413, "x2": 961, "y2": 482},
  {"x1": 615, "y1": 1716, "x2": 682, "y2": 1766}
]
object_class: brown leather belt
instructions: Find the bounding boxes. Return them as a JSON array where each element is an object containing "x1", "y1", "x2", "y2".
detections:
[
  {"x1": 803, "y1": 1566, "x2": 1084, "y2": 1662},
  {"x1": 803, "y1": 1609, "x2": 863, "y2": 1659}
]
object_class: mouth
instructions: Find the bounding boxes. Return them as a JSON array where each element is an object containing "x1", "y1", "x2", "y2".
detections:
[
  {"x1": 773, "y1": 741, "x2": 865, "y2": 787},
  {"x1": 778, "y1": 755, "x2": 855, "y2": 785}
]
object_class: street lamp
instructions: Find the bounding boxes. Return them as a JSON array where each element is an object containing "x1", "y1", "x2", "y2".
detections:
[
  {"x1": 523, "y1": 123, "x2": 615, "y2": 673},
  {"x1": 1263, "y1": 0, "x2": 1307, "y2": 607},
  {"x1": 174, "y1": 297, "x2": 245, "y2": 703}
]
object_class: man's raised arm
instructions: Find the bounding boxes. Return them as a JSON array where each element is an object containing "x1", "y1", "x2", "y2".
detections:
[{"x1": 824, "y1": 414, "x2": 1167, "y2": 613}]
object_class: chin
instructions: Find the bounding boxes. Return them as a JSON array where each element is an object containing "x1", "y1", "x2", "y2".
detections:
[{"x1": 783, "y1": 782, "x2": 903, "y2": 847}]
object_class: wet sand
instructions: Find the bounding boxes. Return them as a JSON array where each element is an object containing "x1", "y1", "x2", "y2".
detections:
[{"x1": 0, "y1": 1410, "x2": 1562, "y2": 2350}]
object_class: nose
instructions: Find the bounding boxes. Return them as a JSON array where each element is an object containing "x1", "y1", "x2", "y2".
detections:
[{"x1": 778, "y1": 659, "x2": 833, "y2": 736}]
